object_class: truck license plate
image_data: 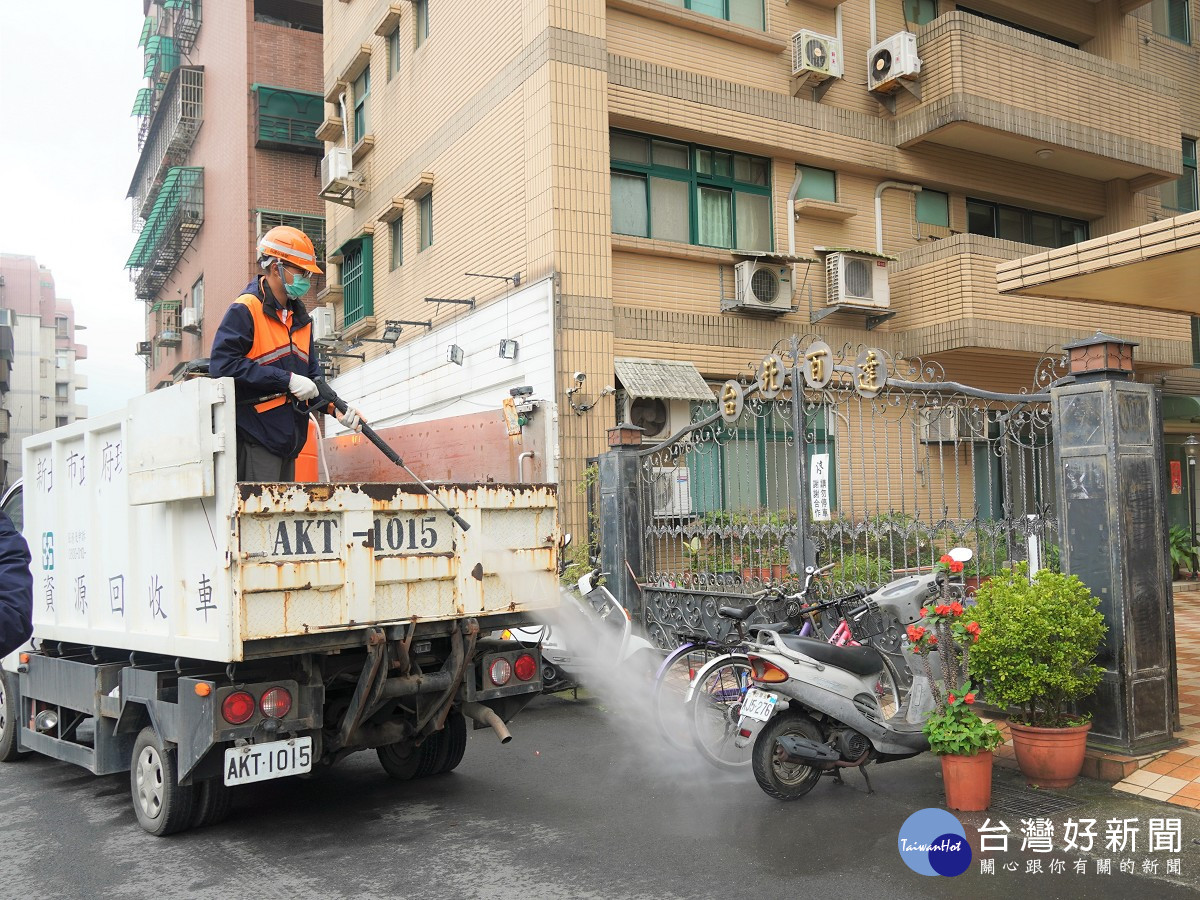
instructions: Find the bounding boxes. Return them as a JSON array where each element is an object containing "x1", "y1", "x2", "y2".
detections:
[
  {"x1": 224, "y1": 736, "x2": 312, "y2": 786},
  {"x1": 739, "y1": 688, "x2": 779, "y2": 723}
]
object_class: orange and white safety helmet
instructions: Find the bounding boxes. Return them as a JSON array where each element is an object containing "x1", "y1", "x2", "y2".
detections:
[{"x1": 257, "y1": 225, "x2": 323, "y2": 274}]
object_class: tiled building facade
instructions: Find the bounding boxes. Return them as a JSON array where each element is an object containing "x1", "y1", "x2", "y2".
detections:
[
  {"x1": 316, "y1": 0, "x2": 1199, "y2": 532},
  {"x1": 127, "y1": 0, "x2": 325, "y2": 390}
]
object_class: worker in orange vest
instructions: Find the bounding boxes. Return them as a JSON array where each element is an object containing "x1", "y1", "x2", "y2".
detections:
[{"x1": 211, "y1": 225, "x2": 366, "y2": 480}]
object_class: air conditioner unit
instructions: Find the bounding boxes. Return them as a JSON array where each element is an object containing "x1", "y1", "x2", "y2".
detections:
[
  {"x1": 918, "y1": 407, "x2": 986, "y2": 444},
  {"x1": 310, "y1": 307, "x2": 336, "y2": 345},
  {"x1": 135, "y1": 341, "x2": 152, "y2": 356},
  {"x1": 320, "y1": 147, "x2": 354, "y2": 194},
  {"x1": 622, "y1": 395, "x2": 691, "y2": 441},
  {"x1": 158, "y1": 330, "x2": 182, "y2": 348},
  {"x1": 868, "y1": 31, "x2": 921, "y2": 93},
  {"x1": 825, "y1": 252, "x2": 890, "y2": 308},
  {"x1": 723, "y1": 260, "x2": 795, "y2": 315},
  {"x1": 651, "y1": 466, "x2": 693, "y2": 519},
  {"x1": 181, "y1": 307, "x2": 200, "y2": 333},
  {"x1": 791, "y1": 30, "x2": 843, "y2": 82}
]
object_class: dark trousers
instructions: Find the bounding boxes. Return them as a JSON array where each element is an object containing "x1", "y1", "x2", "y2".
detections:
[{"x1": 237, "y1": 439, "x2": 296, "y2": 481}]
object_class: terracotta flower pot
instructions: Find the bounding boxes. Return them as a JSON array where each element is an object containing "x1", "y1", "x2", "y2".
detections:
[
  {"x1": 1008, "y1": 721, "x2": 1092, "y2": 789},
  {"x1": 941, "y1": 750, "x2": 994, "y2": 811}
]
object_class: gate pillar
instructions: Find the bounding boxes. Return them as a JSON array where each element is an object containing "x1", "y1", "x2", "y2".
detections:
[
  {"x1": 599, "y1": 425, "x2": 646, "y2": 624},
  {"x1": 1051, "y1": 332, "x2": 1176, "y2": 754}
]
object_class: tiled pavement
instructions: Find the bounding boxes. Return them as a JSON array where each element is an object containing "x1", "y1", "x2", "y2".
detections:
[{"x1": 1110, "y1": 585, "x2": 1200, "y2": 807}]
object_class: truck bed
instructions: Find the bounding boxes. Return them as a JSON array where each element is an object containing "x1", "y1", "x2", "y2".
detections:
[{"x1": 22, "y1": 377, "x2": 559, "y2": 662}]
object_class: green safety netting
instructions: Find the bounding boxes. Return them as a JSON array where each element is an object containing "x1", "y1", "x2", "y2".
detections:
[
  {"x1": 138, "y1": 16, "x2": 155, "y2": 47},
  {"x1": 163, "y1": 0, "x2": 189, "y2": 8},
  {"x1": 131, "y1": 88, "x2": 154, "y2": 117},
  {"x1": 126, "y1": 167, "x2": 202, "y2": 269}
]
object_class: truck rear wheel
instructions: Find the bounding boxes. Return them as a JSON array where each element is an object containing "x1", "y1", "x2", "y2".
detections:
[
  {"x1": 0, "y1": 671, "x2": 25, "y2": 762},
  {"x1": 414, "y1": 727, "x2": 450, "y2": 778},
  {"x1": 131, "y1": 727, "x2": 195, "y2": 836},
  {"x1": 377, "y1": 741, "x2": 422, "y2": 780},
  {"x1": 190, "y1": 778, "x2": 233, "y2": 828},
  {"x1": 437, "y1": 711, "x2": 467, "y2": 775}
]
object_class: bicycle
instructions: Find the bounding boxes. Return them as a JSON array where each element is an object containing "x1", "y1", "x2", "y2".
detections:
[{"x1": 684, "y1": 589, "x2": 903, "y2": 771}]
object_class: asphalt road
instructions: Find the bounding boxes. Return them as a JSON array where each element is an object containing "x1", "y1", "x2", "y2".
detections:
[{"x1": 2, "y1": 690, "x2": 1198, "y2": 900}]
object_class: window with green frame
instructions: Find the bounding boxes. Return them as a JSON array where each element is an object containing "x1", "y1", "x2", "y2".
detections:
[
  {"x1": 966, "y1": 198, "x2": 1087, "y2": 248},
  {"x1": 610, "y1": 130, "x2": 772, "y2": 251},
  {"x1": 1191, "y1": 316, "x2": 1200, "y2": 367},
  {"x1": 1163, "y1": 137, "x2": 1198, "y2": 213},
  {"x1": 796, "y1": 165, "x2": 836, "y2": 202},
  {"x1": 1152, "y1": 0, "x2": 1190, "y2": 43},
  {"x1": 669, "y1": 0, "x2": 764, "y2": 30},
  {"x1": 340, "y1": 237, "x2": 374, "y2": 327},
  {"x1": 388, "y1": 27, "x2": 401, "y2": 80},
  {"x1": 686, "y1": 404, "x2": 835, "y2": 514},
  {"x1": 353, "y1": 67, "x2": 370, "y2": 143},
  {"x1": 390, "y1": 216, "x2": 403, "y2": 270},
  {"x1": 419, "y1": 194, "x2": 433, "y2": 250}
]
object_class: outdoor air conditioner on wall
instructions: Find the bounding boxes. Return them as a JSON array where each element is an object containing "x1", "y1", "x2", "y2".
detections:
[
  {"x1": 651, "y1": 466, "x2": 693, "y2": 518},
  {"x1": 321, "y1": 148, "x2": 352, "y2": 193},
  {"x1": 825, "y1": 252, "x2": 890, "y2": 308},
  {"x1": 723, "y1": 260, "x2": 795, "y2": 315},
  {"x1": 181, "y1": 307, "x2": 199, "y2": 333},
  {"x1": 792, "y1": 30, "x2": 843, "y2": 82},
  {"x1": 623, "y1": 395, "x2": 691, "y2": 441},
  {"x1": 311, "y1": 307, "x2": 336, "y2": 345},
  {"x1": 868, "y1": 31, "x2": 921, "y2": 94},
  {"x1": 135, "y1": 341, "x2": 152, "y2": 356},
  {"x1": 918, "y1": 407, "x2": 986, "y2": 443}
]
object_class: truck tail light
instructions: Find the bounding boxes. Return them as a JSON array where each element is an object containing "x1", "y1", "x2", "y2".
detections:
[
  {"x1": 488, "y1": 658, "x2": 512, "y2": 686},
  {"x1": 514, "y1": 653, "x2": 537, "y2": 681},
  {"x1": 222, "y1": 690, "x2": 256, "y2": 725},
  {"x1": 260, "y1": 686, "x2": 292, "y2": 718}
]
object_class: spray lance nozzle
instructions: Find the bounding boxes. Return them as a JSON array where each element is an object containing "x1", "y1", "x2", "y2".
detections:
[{"x1": 312, "y1": 379, "x2": 471, "y2": 533}]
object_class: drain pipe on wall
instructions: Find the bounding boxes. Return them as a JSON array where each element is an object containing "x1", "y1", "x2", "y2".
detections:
[
  {"x1": 787, "y1": 168, "x2": 805, "y2": 256},
  {"x1": 869, "y1": 0, "x2": 878, "y2": 48},
  {"x1": 875, "y1": 181, "x2": 922, "y2": 255}
]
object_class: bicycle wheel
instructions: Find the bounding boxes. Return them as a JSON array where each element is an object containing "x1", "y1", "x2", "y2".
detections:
[
  {"x1": 686, "y1": 654, "x2": 754, "y2": 770},
  {"x1": 651, "y1": 643, "x2": 724, "y2": 751}
]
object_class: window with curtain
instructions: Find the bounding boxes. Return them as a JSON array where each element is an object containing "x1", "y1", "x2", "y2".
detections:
[
  {"x1": 419, "y1": 194, "x2": 433, "y2": 250},
  {"x1": 668, "y1": 0, "x2": 764, "y2": 29},
  {"x1": 390, "y1": 216, "x2": 403, "y2": 269},
  {"x1": 610, "y1": 130, "x2": 772, "y2": 251},
  {"x1": 416, "y1": 0, "x2": 429, "y2": 46},
  {"x1": 388, "y1": 27, "x2": 401, "y2": 80},
  {"x1": 904, "y1": 0, "x2": 938, "y2": 25}
]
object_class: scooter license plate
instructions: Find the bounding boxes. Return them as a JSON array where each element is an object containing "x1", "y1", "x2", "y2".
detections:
[{"x1": 739, "y1": 688, "x2": 779, "y2": 723}]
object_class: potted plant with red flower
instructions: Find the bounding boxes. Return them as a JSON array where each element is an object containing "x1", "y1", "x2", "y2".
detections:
[{"x1": 908, "y1": 550, "x2": 1002, "y2": 811}]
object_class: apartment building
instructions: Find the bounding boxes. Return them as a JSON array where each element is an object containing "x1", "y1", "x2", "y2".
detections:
[
  {"x1": 316, "y1": 0, "x2": 1198, "y2": 532},
  {"x1": 0, "y1": 254, "x2": 88, "y2": 492},
  {"x1": 126, "y1": 0, "x2": 326, "y2": 389}
]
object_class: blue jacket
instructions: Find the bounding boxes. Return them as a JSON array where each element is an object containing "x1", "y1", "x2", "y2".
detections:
[
  {"x1": 210, "y1": 278, "x2": 321, "y2": 459},
  {"x1": 0, "y1": 512, "x2": 32, "y2": 658}
]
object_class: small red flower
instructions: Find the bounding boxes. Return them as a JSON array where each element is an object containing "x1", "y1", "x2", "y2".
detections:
[
  {"x1": 939, "y1": 554, "x2": 953, "y2": 565},
  {"x1": 949, "y1": 560, "x2": 964, "y2": 574},
  {"x1": 935, "y1": 604, "x2": 950, "y2": 616},
  {"x1": 950, "y1": 601, "x2": 964, "y2": 616},
  {"x1": 964, "y1": 692, "x2": 976, "y2": 704},
  {"x1": 966, "y1": 621, "x2": 981, "y2": 637},
  {"x1": 906, "y1": 625, "x2": 925, "y2": 642},
  {"x1": 928, "y1": 635, "x2": 938, "y2": 645}
]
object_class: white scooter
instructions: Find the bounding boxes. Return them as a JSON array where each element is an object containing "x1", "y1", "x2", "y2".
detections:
[{"x1": 507, "y1": 561, "x2": 659, "y2": 693}]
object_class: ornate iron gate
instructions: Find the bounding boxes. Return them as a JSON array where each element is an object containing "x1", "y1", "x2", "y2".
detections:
[{"x1": 635, "y1": 337, "x2": 1063, "y2": 650}]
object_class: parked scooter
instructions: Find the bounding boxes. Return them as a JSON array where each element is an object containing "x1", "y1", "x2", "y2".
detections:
[
  {"x1": 733, "y1": 548, "x2": 973, "y2": 800},
  {"x1": 507, "y1": 541, "x2": 659, "y2": 693}
]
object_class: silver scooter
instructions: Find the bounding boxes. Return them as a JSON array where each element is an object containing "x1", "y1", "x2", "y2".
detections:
[{"x1": 733, "y1": 548, "x2": 972, "y2": 800}]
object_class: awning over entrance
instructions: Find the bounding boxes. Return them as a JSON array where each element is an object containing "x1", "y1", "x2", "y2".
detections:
[
  {"x1": 614, "y1": 357, "x2": 712, "y2": 400},
  {"x1": 996, "y1": 211, "x2": 1200, "y2": 314},
  {"x1": 1162, "y1": 395, "x2": 1200, "y2": 422}
]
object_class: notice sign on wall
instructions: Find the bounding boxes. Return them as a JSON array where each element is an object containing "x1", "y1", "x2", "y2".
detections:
[
  {"x1": 811, "y1": 453, "x2": 831, "y2": 521},
  {"x1": 1172, "y1": 459, "x2": 1183, "y2": 495}
]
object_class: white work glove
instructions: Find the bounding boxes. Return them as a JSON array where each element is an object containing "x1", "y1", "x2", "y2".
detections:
[
  {"x1": 337, "y1": 407, "x2": 365, "y2": 432},
  {"x1": 288, "y1": 373, "x2": 319, "y2": 402}
]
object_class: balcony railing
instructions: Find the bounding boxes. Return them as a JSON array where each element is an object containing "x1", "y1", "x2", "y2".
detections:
[
  {"x1": 252, "y1": 85, "x2": 324, "y2": 155},
  {"x1": 130, "y1": 66, "x2": 204, "y2": 220},
  {"x1": 126, "y1": 167, "x2": 204, "y2": 301},
  {"x1": 898, "y1": 12, "x2": 1182, "y2": 186}
]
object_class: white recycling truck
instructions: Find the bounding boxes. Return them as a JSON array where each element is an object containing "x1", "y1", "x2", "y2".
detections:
[{"x1": 0, "y1": 377, "x2": 559, "y2": 835}]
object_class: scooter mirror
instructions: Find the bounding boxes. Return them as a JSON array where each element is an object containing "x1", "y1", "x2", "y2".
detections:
[
  {"x1": 561, "y1": 533, "x2": 573, "y2": 549},
  {"x1": 948, "y1": 546, "x2": 974, "y2": 563}
]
